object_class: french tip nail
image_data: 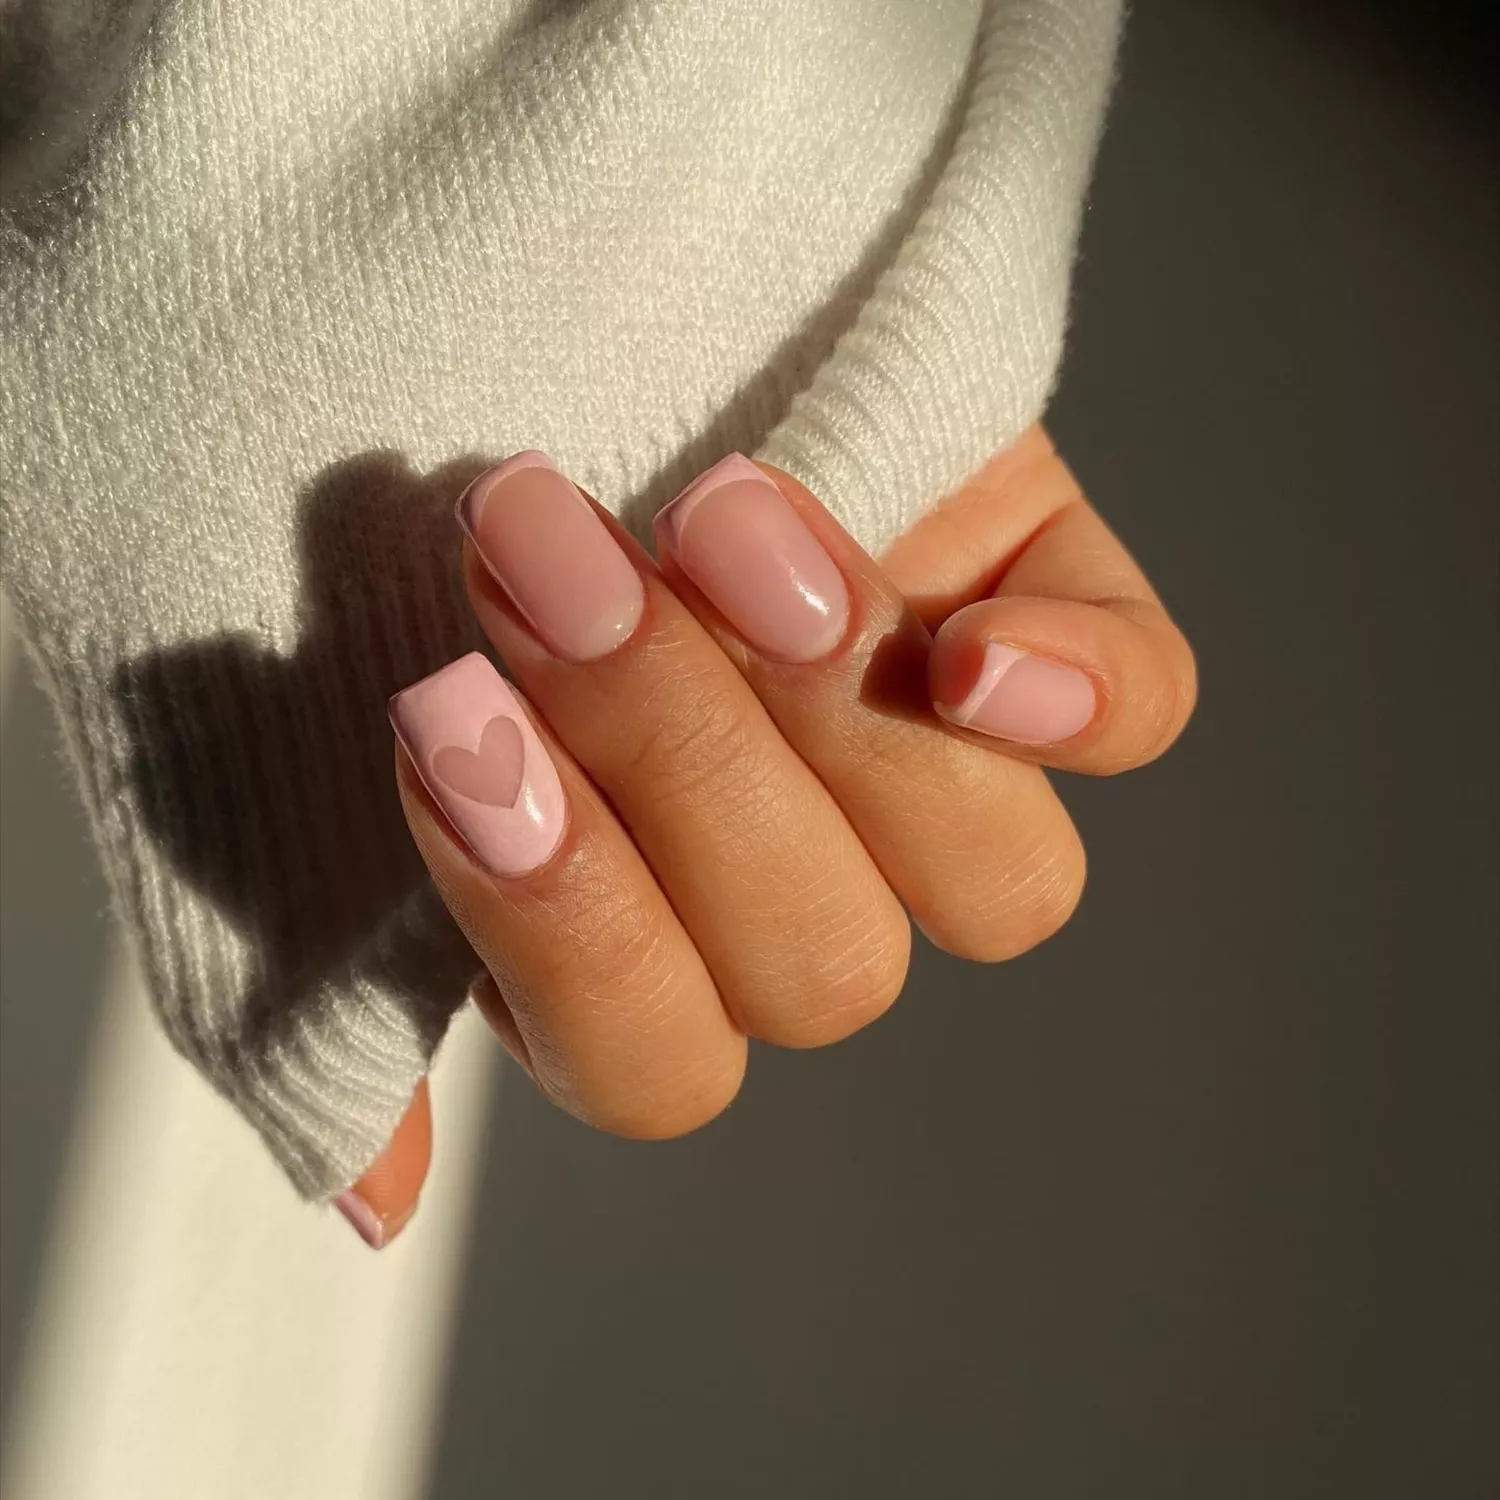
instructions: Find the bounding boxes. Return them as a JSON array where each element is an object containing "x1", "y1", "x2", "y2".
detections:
[
  {"x1": 458, "y1": 451, "x2": 563, "y2": 518},
  {"x1": 653, "y1": 451, "x2": 845, "y2": 662},
  {"x1": 945, "y1": 642, "x2": 1096, "y2": 745},
  {"x1": 337, "y1": 1189, "x2": 388, "y2": 1249},
  {"x1": 656, "y1": 452, "x2": 760, "y2": 536},
  {"x1": 337, "y1": 1190, "x2": 419, "y2": 1251},
  {"x1": 492, "y1": 448, "x2": 562, "y2": 482},
  {"x1": 686, "y1": 451, "x2": 761, "y2": 494}
]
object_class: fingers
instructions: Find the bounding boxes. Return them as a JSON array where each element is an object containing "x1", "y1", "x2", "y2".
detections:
[
  {"x1": 457, "y1": 455, "x2": 911, "y2": 1049},
  {"x1": 336, "y1": 1077, "x2": 431, "y2": 1250},
  {"x1": 390, "y1": 656, "x2": 745, "y2": 1138},
  {"x1": 382, "y1": 438, "x2": 1191, "y2": 1161},
  {"x1": 650, "y1": 455, "x2": 1085, "y2": 961}
]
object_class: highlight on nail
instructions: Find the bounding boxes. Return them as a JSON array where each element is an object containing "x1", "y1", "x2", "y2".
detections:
[{"x1": 653, "y1": 453, "x2": 850, "y2": 664}]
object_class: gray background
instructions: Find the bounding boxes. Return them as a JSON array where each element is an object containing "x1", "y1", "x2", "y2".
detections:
[{"x1": 3, "y1": 0, "x2": 1496, "y2": 1496}]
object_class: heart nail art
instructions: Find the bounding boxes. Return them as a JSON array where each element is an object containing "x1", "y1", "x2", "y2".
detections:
[
  {"x1": 390, "y1": 653, "x2": 565, "y2": 877},
  {"x1": 432, "y1": 715, "x2": 526, "y2": 807}
]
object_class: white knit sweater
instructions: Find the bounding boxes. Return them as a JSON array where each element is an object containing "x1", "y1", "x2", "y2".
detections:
[{"x1": 0, "y1": 0, "x2": 1122, "y2": 1198}]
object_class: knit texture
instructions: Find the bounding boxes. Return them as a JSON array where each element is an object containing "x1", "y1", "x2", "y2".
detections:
[{"x1": 0, "y1": 0, "x2": 1122, "y2": 1198}]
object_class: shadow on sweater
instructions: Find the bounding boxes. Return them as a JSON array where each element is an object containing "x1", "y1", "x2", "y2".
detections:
[
  {"x1": 107, "y1": 437, "x2": 935, "y2": 1078},
  {"x1": 110, "y1": 452, "x2": 495, "y2": 1068}
]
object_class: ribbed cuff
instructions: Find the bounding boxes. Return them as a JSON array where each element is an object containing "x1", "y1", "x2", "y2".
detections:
[{"x1": 26, "y1": 545, "x2": 485, "y2": 1199}]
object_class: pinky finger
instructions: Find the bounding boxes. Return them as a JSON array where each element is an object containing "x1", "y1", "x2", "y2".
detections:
[{"x1": 335, "y1": 1076, "x2": 432, "y2": 1250}]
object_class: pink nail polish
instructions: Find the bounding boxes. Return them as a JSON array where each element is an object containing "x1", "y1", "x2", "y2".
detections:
[
  {"x1": 336, "y1": 1189, "x2": 417, "y2": 1250},
  {"x1": 389, "y1": 653, "x2": 566, "y2": 877},
  {"x1": 336, "y1": 1189, "x2": 386, "y2": 1248},
  {"x1": 934, "y1": 641, "x2": 1096, "y2": 745},
  {"x1": 457, "y1": 451, "x2": 644, "y2": 663},
  {"x1": 653, "y1": 453, "x2": 850, "y2": 664}
]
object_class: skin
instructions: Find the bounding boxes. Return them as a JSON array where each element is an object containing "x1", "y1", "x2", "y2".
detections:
[{"x1": 341, "y1": 424, "x2": 1197, "y2": 1246}]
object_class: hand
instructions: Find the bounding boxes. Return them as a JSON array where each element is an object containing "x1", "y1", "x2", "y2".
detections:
[{"x1": 335, "y1": 425, "x2": 1197, "y2": 1247}]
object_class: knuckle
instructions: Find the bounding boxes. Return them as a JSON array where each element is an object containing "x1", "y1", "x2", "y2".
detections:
[
  {"x1": 513, "y1": 878, "x2": 748, "y2": 1139},
  {"x1": 751, "y1": 898, "x2": 912, "y2": 1049},
  {"x1": 623, "y1": 666, "x2": 768, "y2": 808},
  {"x1": 591, "y1": 1045, "x2": 747, "y2": 1141},
  {"x1": 928, "y1": 829, "x2": 1087, "y2": 963},
  {"x1": 542, "y1": 856, "x2": 675, "y2": 988}
]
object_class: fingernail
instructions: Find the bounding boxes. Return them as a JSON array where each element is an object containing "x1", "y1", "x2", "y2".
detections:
[
  {"x1": 934, "y1": 641, "x2": 1096, "y2": 745},
  {"x1": 653, "y1": 453, "x2": 849, "y2": 663},
  {"x1": 336, "y1": 1189, "x2": 416, "y2": 1250},
  {"x1": 457, "y1": 451, "x2": 644, "y2": 663},
  {"x1": 389, "y1": 652, "x2": 566, "y2": 877}
]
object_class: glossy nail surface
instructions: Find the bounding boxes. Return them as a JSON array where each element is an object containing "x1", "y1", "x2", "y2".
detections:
[
  {"x1": 389, "y1": 652, "x2": 565, "y2": 876},
  {"x1": 336, "y1": 1188, "x2": 416, "y2": 1250},
  {"x1": 457, "y1": 450, "x2": 644, "y2": 662},
  {"x1": 933, "y1": 640, "x2": 1096, "y2": 745},
  {"x1": 653, "y1": 453, "x2": 849, "y2": 663}
]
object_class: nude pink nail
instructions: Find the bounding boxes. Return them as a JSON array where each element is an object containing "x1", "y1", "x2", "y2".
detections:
[
  {"x1": 934, "y1": 641, "x2": 1096, "y2": 746},
  {"x1": 653, "y1": 453, "x2": 850, "y2": 663},
  {"x1": 336, "y1": 1189, "x2": 415, "y2": 1250},
  {"x1": 457, "y1": 451, "x2": 644, "y2": 663},
  {"x1": 388, "y1": 653, "x2": 565, "y2": 877},
  {"x1": 336, "y1": 1190, "x2": 385, "y2": 1248}
]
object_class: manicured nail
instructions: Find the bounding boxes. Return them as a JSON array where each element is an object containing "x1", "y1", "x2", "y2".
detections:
[
  {"x1": 336, "y1": 1189, "x2": 416, "y2": 1250},
  {"x1": 389, "y1": 652, "x2": 565, "y2": 876},
  {"x1": 934, "y1": 640, "x2": 1096, "y2": 745},
  {"x1": 456, "y1": 451, "x2": 644, "y2": 662},
  {"x1": 653, "y1": 453, "x2": 849, "y2": 663}
]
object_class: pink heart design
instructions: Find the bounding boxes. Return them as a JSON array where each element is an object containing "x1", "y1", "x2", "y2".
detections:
[{"x1": 431, "y1": 715, "x2": 526, "y2": 808}]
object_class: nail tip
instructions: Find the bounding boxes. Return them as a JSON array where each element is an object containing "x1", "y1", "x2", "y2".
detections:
[
  {"x1": 337, "y1": 1191, "x2": 421, "y2": 1251},
  {"x1": 656, "y1": 452, "x2": 766, "y2": 546},
  {"x1": 489, "y1": 448, "x2": 560, "y2": 482},
  {"x1": 336, "y1": 1189, "x2": 386, "y2": 1250},
  {"x1": 453, "y1": 487, "x2": 476, "y2": 534},
  {"x1": 459, "y1": 450, "x2": 562, "y2": 525},
  {"x1": 701, "y1": 450, "x2": 758, "y2": 481},
  {"x1": 688, "y1": 451, "x2": 763, "y2": 498},
  {"x1": 498, "y1": 447, "x2": 559, "y2": 470},
  {"x1": 389, "y1": 652, "x2": 502, "y2": 715},
  {"x1": 651, "y1": 489, "x2": 690, "y2": 542}
]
